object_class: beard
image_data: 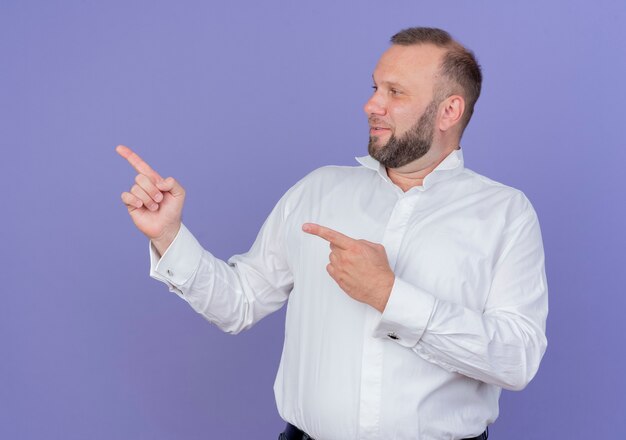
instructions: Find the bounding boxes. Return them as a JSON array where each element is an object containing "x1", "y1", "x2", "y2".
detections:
[{"x1": 368, "y1": 99, "x2": 438, "y2": 168}]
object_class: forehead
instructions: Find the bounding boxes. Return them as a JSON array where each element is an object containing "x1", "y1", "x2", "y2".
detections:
[{"x1": 373, "y1": 44, "x2": 445, "y2": 89}]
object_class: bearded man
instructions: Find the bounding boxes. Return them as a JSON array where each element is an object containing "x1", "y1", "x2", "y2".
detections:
[{"x1": 118, "y1": 27, "x2": 548, "y2": 440}]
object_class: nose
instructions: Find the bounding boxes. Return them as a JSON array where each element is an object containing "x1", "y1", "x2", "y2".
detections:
[{"x1": 364, "y1": 90, "x2": 386, "y2": 116}]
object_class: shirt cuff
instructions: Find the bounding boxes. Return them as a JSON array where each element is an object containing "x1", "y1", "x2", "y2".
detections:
[
  {"x1": 372, "y1": 277, "x2": 437, "y2": 348},
  {"x1": 149, "y1": 223, "x2": 203, "y2": 288}
]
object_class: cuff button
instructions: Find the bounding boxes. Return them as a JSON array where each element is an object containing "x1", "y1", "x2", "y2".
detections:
[
  {"x1": 166, "y1": 269, "x2": 174, "y2": 276},
  {"x1": 387, "y1": 332, "x2": 399, "y2": 340}
]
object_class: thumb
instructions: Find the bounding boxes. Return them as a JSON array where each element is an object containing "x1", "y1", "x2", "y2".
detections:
[{"x1": 156, "y1": 177, "x2": 185, "y2": 197}]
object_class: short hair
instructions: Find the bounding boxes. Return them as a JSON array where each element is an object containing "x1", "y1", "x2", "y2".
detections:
[{"x1": 391, "y1": 27, "x2": 482, "y2": 134}]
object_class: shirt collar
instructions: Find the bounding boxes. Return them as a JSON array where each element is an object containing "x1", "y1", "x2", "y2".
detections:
[{"x1": 355, "y1": 148, "x2": 465, "y2": 191}]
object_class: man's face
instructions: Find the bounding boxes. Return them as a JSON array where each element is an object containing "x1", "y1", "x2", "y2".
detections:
[{"x1": 364, "y1": 44, "x2": 445, "y2": 168}]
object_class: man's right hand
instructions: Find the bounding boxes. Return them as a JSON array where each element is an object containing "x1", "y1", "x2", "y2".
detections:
[{"x1": 116, "y1": 145, "x2": 185, "y2": 256}]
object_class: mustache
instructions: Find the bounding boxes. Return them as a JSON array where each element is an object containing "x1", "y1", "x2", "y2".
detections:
[{"x1": 368, "y1": 117, "x2": 392, "y2": 129}]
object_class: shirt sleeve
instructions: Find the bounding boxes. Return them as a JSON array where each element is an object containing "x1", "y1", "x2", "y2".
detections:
[
  {"x1": 372, "y1": 206, "x2": 548, "y2": 391},
  {"x1": 148, "y1": 194, "x2": 294, "y2": 334}
]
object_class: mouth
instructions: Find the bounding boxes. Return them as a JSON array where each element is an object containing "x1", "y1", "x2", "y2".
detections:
[
  {"x1": 369, "y1": 126, "x2": 391, "y2": 136},
  {"x1": 368, "y1": 118, "x2": 392, "y2": 136}
]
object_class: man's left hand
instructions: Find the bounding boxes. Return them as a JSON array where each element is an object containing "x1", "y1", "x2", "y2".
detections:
[{"x1": 302, "y1": 223, "x2": 395, "y2": 313}]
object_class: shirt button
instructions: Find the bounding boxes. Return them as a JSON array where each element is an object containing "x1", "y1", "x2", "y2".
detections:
[
  {"x1": 167, "y1": 269, "x2": 174, "y2": 276},
  {"x1": 387, "y1": 332, "x2": 399, "y2": 340}
]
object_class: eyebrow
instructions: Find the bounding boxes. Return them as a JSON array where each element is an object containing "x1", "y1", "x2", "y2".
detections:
[{"x1": 372, "y1": 75, "x2": 404, "y2": 88}]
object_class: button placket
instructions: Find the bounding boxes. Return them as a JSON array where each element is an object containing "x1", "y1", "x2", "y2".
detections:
[{"x1": 357, "y1": 194, "x2": 419, "y2": 437}]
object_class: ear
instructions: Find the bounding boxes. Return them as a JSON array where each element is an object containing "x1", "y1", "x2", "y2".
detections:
[{"x1": 438, "y1": 95, "x2": 465, "y2": 132}]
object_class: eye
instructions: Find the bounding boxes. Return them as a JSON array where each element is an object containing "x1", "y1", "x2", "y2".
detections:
[
  {"x1": 390, "y1": 88, "x2": 400, "y2": 96},
  {"x1": 371, "y1": 85, "x2": 378, "y2": 92}
]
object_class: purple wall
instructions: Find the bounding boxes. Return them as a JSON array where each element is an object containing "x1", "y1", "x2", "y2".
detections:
[{"x1": 2, "y1": 1, "x2": 625, "y2": 438}]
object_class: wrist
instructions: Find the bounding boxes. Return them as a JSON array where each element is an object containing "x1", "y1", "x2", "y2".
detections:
[
  {"x1": 152, "y1": 223, "x2": 181, "y2": 257},
  {"x1": 374, "y1": 272, "x2": 395, "y2": 313}
]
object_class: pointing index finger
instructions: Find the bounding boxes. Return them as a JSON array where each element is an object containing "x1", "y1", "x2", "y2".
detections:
[
  {"x1": 116, "y1": 145, "x2": 163, "y2": 182},
  {"x1": 302, "y1": 223, "x2": 355, "y2": 249}
]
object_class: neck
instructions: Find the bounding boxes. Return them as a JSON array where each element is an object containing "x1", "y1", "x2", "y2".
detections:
[{"x1": 387, "y1": 145, "x2": 459, "y2": 192}]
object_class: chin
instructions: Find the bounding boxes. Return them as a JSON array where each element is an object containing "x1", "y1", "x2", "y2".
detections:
[{"x1": 368, "y1": 137, "x2": 386, "y2": 150}]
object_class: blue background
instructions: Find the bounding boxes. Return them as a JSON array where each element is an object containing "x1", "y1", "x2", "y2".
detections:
[{"x1": 2, "y1": 0, "x2": 625, "y2": 438}]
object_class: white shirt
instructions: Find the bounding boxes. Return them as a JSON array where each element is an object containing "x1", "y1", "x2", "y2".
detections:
[{"x1": 149, "y1": 149, "x2": 548, "y2": 440}]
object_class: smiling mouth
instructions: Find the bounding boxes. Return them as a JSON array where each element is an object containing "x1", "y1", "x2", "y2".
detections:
[
  {"x1": 370, "y1": 127, "x2": 391, "y2": 135},
  {"x1": 368, "y1": 117, "x2": 391, "y2": 133}
]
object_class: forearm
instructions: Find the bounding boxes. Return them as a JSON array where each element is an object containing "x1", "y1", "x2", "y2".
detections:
[
  {"x1": 414, "y1": 299, "x2": 547, "y2": 390},
  {"x1": 150, "y1": 224, "x2": 292, "y2": 334},
  {"x1": 374, "y1": 278, "x2": 547, "y2": 390}
]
